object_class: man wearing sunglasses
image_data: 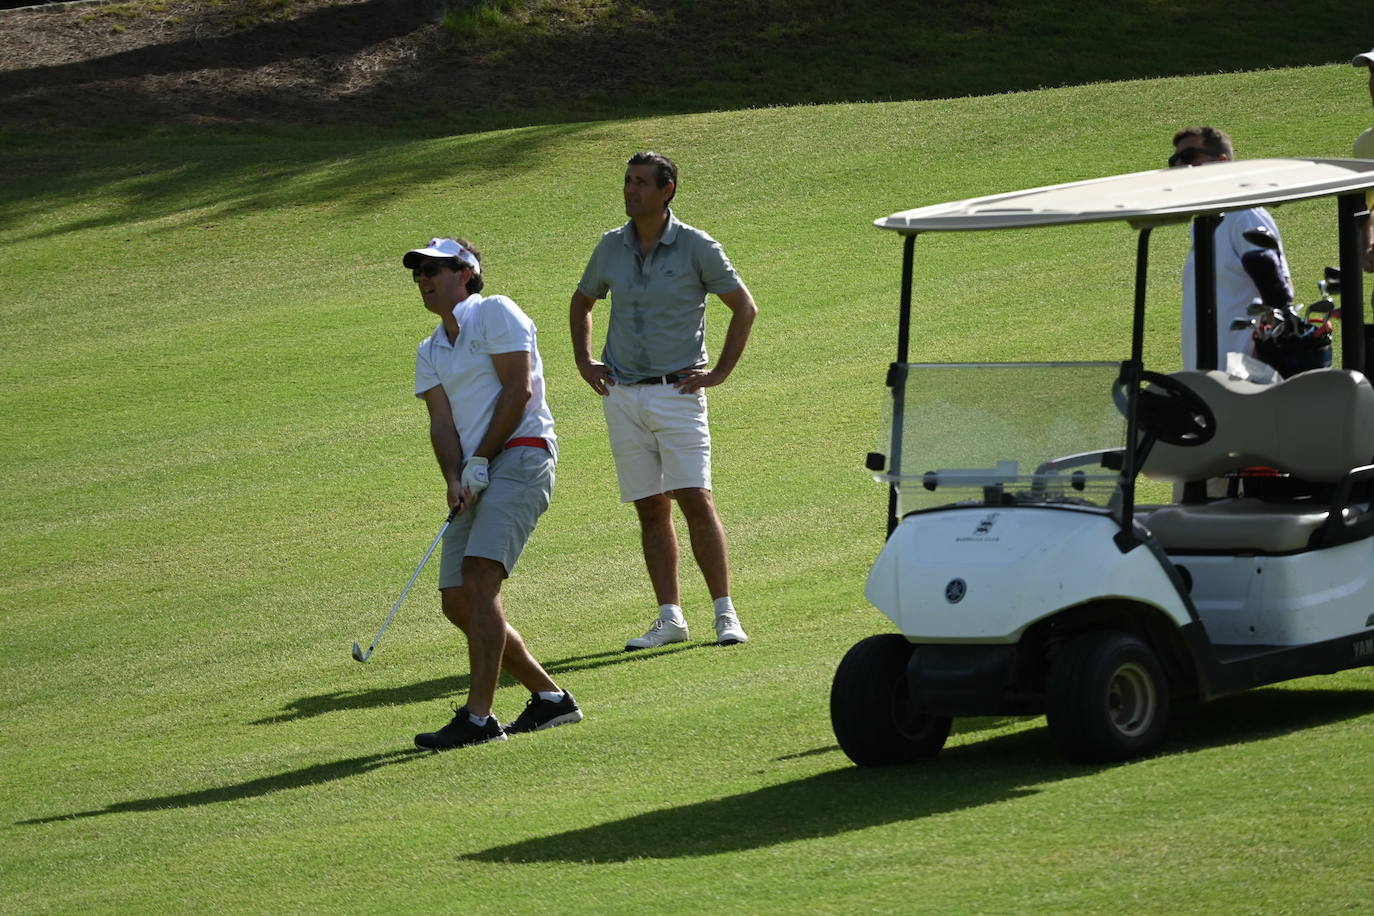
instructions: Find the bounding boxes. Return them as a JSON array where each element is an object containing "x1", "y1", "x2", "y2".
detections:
[
  {"x1": 1170, "y1": 126, "x2": 1293, "y2": 371},
  {"x1": 403, "y1": 237, "x2": 582, "y2": 751}
]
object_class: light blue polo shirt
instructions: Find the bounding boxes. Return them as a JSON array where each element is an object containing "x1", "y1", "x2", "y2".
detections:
[{"x1": 577, "y1": 210, "x2": 742, "y2": 383}]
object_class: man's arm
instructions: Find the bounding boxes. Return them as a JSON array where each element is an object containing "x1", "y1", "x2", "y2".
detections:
[
  {"x1": 570, "y1": 290, "x2": 614, "y2": 395},
  {"x1": 421, "y1": 385, "x2": 468, "y2": 512},
  {"x1": 675, "y1": 283, "x2": 758, "y2": 394},
  {"x1": 470, "y1": 350, "x2": 533, "y2": 462}
]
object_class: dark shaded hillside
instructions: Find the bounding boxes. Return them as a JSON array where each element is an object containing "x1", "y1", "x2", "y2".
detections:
[{"x1": 1, "y1": 0, "x2": 1369, "y2": 137}]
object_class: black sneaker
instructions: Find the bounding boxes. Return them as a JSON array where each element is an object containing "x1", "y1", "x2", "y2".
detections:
[
  {"x1": 414, "y1": 706, "x2": 508, "y2": 751},
  {"x1": 503, "y1": 690, "x2": 584, "y2": 735}
]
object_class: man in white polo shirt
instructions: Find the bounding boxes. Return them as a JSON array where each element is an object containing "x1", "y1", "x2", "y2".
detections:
[
  {"x1": 405, "y1": 236, "x2": 581, "y2": 751},
  {"x1": 570, "y1": 152, "x2": 759, "y2": 651},
  {"x1": 1170, "y1": 126, "x2": 1293, "y2": 371}
]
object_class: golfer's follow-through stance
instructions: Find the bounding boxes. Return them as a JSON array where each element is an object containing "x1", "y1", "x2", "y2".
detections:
[
  {"x1": 405, "y1": 236, "x2": 581, "y2": 751},
  {"x1": 571, "y1": 151, "x2": 759, "y2": 650}
]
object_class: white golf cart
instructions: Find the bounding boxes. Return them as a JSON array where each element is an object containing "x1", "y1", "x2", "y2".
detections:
[{"x1": 831, "y1": 158, "x2": 1374, "y2": 764}]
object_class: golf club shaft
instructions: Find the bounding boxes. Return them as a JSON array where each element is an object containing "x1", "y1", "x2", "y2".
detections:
[{"x1": 360, "y1": 506, "x2": 459, "y2": 659}]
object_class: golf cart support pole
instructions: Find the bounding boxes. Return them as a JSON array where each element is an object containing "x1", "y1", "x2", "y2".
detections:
[
  {"x1": 1338, "y1": 192, "x2": 1368, "y2": 373},
  {"x1": 1114, "y1": 226, "x2": 1153, "y2": 553},
  {"x1": 1192, "y1": 214, "x2": 1221, "y2": 371},
  {"x1": 885, "y1": 232, "x2": 918, "y2": 538}
]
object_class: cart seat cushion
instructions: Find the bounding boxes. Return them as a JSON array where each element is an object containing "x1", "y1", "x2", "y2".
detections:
[
  {"x1": 1144, "y1": 500, "x2": 1331, "y2": 552},
  {"x1": 1142, "y1": 368, "x2": 1374, "y2": 483}
]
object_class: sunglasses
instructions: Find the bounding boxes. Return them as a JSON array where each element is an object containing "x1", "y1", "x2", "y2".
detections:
[
  {"x1": 1168, "y1": 147, "x2": 1217, "y2": 167},
  {"x1": 411, "y1": 259, "x2": 456, "y2": 280}
]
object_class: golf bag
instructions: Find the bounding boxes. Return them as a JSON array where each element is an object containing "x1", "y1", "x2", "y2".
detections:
[{"x1": 1253, "y1": 324, "x2": 1332, "y2": 379}]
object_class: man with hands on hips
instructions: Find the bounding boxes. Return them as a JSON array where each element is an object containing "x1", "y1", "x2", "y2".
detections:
[{"x1": 570, "y1": 151, "x2": 759, "y2": 651}]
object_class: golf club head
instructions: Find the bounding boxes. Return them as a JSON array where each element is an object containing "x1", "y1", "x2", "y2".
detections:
[
  {"x1": 351, "y1": 641, "x2": 369, "y2": 663},
  {"x1": 1324, "y1": 265, "x2": 1342, "y2": 295}
]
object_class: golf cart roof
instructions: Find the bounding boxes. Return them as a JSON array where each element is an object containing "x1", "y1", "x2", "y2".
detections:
[{"x1": 876, "y1": 158, "x2": 1374, "y2": 233}]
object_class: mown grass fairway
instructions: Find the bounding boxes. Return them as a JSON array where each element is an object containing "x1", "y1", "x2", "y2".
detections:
[{"x1": 5, "y1": 64, "x2": 1374, "y2": 912}]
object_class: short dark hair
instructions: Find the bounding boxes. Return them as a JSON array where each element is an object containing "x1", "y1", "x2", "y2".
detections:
[
  {"x1": 627, "y1": 151, "x2": 677, "y2": 207},
  {"x1": 1172, "y1": 126, "x2": 1234, "y2": 158},
  {"x1": 455, "y1": 237, "x2": 484, "y2": 294}
]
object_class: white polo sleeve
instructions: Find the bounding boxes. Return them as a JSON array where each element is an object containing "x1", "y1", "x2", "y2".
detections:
[
  {"x1": 415, "y1": 336, "x2": 441, "y2": 396},
  {"x1": 474, "y1": 296, "x2": 535, "y2": 355}
]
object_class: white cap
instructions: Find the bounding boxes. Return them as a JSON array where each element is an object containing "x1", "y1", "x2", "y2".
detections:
[
  {"x1": 1354, "y1": 48, "x2": 1374, "y2": 67},
  {"x1": 402, "y1": 237, "x2": 481, "y2": 274}
]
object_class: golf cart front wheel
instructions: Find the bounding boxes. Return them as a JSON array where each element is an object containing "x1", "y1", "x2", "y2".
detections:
[
  {"x1": 830, "y1": 634, "x2": 952, "y2": 766},
  {"x1": 1046, "y1": 630, "x2": 1170, "y2": 763}
]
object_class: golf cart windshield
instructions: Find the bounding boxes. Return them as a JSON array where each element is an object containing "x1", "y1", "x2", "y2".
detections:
[{"x1": 875, "y1": 362, "x2": 1125, "y2": 515}]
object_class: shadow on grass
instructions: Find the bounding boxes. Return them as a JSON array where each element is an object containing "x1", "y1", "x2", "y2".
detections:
[
  {"x1": 5, "y1": 0, "x2": 1367, "y2": 244},
  {"x1": 0, "y1": 118, "x2": 595, "y2": 241},
  {"x1": 775, "y1": 714, "x2": 1028, "y2": 761},
  {"x1": 252, "y1": 643, "x2": 703, "y2": 725},
  {"x1": 464, "y1": 686, "x2": 1374, "y2": 862},
  {"x1": 17, "y1": 749, "x2": 423, "y2": 825}
]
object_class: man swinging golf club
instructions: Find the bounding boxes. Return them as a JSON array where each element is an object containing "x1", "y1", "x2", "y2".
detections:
[{"x1": 406, "y1": 236, "x2": 581, "y2": 750}]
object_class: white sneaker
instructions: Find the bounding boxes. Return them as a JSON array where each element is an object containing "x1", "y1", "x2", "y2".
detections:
[
  {"x1": 625, "y1": 616, "x2": 689, "y2": 650},
  {"x1": 714, "y1": 613, "x2": 749, "y2": 645}
]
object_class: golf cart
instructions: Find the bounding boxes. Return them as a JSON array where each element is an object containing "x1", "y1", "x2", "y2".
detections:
[{"x1": 830, "y1": 158, "x2": 1374, "y2": 764}]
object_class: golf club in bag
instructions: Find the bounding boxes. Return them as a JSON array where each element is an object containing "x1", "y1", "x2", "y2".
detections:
[
  {"x1": 351, "y1": 504, "x2": 460, "y2": 663},
  {"x1": 1237, "y1": 228, "x2": 1333, "y2": 378}
]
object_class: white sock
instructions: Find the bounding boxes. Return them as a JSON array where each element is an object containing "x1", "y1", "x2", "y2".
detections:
[
  {"x1": 538, "y1": 690, "x2": 565, "y2": 703},
  {"x1": 468, "y1": 711, "x2": 493, "y2": 727},
  {"x1": 713, "y1": 596, "x2": 736, "y2": 618},
  {"x1": 659, "y1": 603, "x2": 686, "y2": 625}
]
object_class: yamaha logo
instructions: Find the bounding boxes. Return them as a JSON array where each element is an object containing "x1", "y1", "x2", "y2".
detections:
[{"x1": 945, "y1": 578, "x2": 967, "y2": 604}]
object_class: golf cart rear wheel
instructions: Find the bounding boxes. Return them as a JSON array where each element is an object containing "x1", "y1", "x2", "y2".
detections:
[
  {"x1": 1046, "y1": 631, "x2": 1170, "y2": 763},
  {"x1": 830, "y1": 634, "x2": 952, "y2": 766}
]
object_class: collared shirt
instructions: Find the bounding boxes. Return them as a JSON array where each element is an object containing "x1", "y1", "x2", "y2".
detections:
[
  {"x1": 577, "y1": 209, "x2": 742, "y2": 383},
  {"x1": 1181, "y1": 207, "x2": 1292, "y2": 371},
  {"x1": 415, "y1": 293, "x2": 557, "y2": 460}
]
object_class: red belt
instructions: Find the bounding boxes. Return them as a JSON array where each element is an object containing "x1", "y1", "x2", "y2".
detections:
[{"x1": 504, "y1": 437, "x2": 549, "y2": 451}]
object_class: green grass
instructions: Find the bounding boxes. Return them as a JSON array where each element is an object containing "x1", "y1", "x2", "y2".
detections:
[{"x1": 4, "y1": 64, "x2": 1374, "y2": 912}]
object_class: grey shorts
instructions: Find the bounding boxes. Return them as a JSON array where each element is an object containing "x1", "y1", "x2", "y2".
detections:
[{"x1": 438, "y1": 445, "x2": 554, "y2": 589}]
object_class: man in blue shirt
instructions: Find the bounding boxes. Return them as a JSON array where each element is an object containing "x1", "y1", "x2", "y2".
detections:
[{"x1": 571, "y1": 152, "x2": 759, "y2": 650}]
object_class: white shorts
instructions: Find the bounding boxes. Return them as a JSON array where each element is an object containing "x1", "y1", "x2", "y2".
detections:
[{"x1": 603, "y1": 382, "x2": 712, "y2": 502}]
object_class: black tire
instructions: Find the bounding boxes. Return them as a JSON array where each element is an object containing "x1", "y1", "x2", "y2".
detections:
[
  {"x1": 1045, "y1": 630, "x2": 1170, "y2": 763},
  {"x1": 830, "y1": 634, "x2": 952, "y2": 766}
]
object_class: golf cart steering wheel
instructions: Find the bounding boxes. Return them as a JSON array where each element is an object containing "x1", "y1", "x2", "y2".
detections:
[{"x1": 1113, "y1": 370, "x2": 1216, "y2": 447}]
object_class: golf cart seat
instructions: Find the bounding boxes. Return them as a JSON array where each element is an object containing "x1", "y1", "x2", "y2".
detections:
[{"x1": 1142, "y1": 368, "x2": 1374, "y2": 553}]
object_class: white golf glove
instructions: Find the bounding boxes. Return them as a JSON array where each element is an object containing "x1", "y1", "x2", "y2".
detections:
[{"x1": 461, "y1": 456, "x2": 490, "y2": 494}]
